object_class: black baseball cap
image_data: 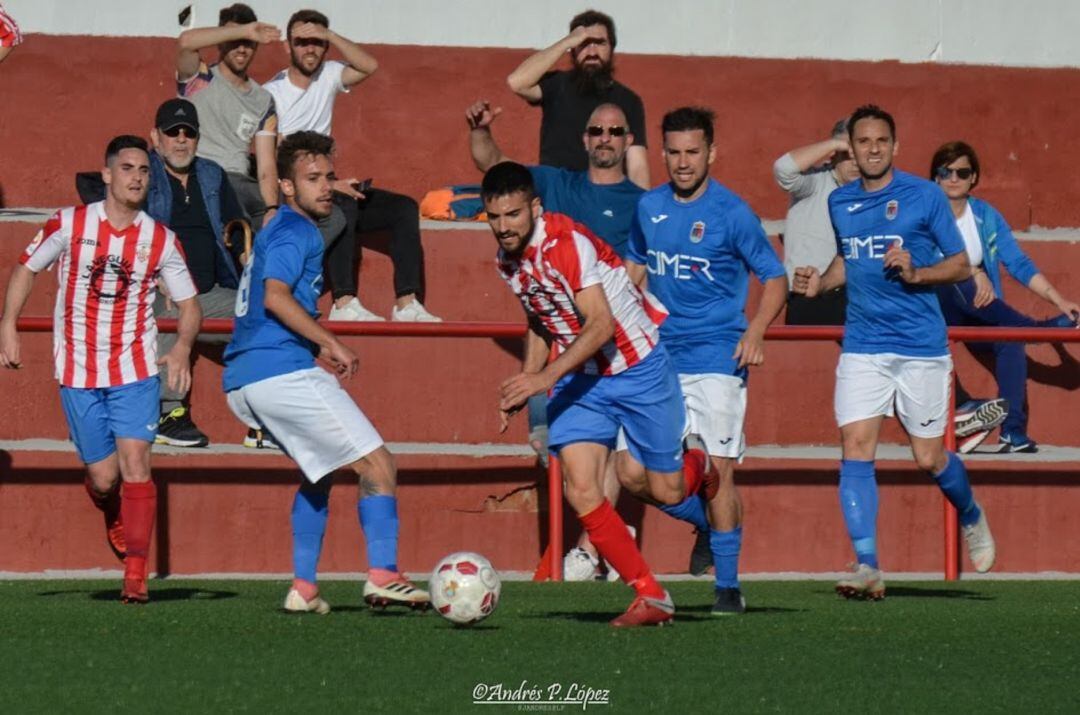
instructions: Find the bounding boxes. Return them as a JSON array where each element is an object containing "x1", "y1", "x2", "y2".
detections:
[{"x1": 155, "y1": 98, "x2": 199, "y2": 132}]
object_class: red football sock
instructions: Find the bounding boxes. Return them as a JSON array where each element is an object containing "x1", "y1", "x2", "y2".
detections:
[
  {"x1": 121, "y1": 481, "x2": 156, "y2": 577},
  {"x1": 682, "y1": 448, "x2": 707, "y2": 496},
  {"x1": 579, "y1": 500, "x2": 663, "y2": 598}
]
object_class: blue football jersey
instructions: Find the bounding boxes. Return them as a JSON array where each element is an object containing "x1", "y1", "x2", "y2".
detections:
[
  {"x1": 529, "y1": 165, "x2": 644, "y2": 258},
  {"x1": 223, "y1": 205, "x2": 324, "y2": 391},
  {"x1": 829, "y1": 170, "x2": 965, "y2": 357},
  {"x1": 627, "y1": 179, "x2": 785, "y2": 376}
]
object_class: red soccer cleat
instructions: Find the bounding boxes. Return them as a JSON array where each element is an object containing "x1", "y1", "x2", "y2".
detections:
[
  {"x1": 121, "y1": 578, "x2": 148, "y2": 604},
  {"x1": 610, "y1": 592, "x2": 675, "y2": 628}
]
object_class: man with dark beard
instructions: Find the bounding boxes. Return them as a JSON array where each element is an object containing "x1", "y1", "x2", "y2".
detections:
[
  {"x1": 146, "y1": 98, "x2": 250, "y2": 449},
  {"x1": 507, "y1": 9, "x2": 649, "y2": 188}
]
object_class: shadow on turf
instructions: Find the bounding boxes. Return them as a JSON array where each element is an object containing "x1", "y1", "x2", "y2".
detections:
[
  {"x1": 810, "y1": 586, "x2": 993, "y2": 601},
  {"x1": 36, "y1": 587, "x2": 238, "y2": 602}
]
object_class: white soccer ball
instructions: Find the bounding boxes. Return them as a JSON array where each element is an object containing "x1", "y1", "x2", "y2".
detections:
[{"x1": 429, "y1": 551, "x2": 501, "y2": 626}]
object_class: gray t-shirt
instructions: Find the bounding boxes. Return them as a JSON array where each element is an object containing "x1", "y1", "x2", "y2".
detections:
[
  {"x1": 773, "y1": 152, "x2": 844, "y2": 284},
  {"x1": 178, "y1": 63, "x2": 276, "y2": 175}
]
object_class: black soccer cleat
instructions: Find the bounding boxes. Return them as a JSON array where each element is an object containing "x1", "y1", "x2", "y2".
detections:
[{"x1": 155, "y1": 407, "x2": 209, "y2": 448}]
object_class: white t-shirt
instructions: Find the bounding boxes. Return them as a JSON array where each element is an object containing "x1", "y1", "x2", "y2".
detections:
[
  {"x1": 955, "y1": 203, "x2": 983, "y2": 267},
  {"x1": 263, "y1": 60, "x2": 348, "y2": 137}
]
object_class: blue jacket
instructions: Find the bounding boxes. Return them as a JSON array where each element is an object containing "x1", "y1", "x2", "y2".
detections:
[
  {"x1": 146, "y1": 152, "x2": 240, "y2": 290},
  {"x1": 969, "y1": 197, "x2": 1039, "y2": 297}
]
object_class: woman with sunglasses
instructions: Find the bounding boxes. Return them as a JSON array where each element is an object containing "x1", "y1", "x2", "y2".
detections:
[{"x1": 931, "y1": 141, "x2": 1080, "y2": 453}]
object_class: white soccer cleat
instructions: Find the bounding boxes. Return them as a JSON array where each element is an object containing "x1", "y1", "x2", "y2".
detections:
[
  {"x1": 363, "y1": 575, "x2": 431, "y2": 610},
  {"x1": 962, "y1": 504, "x2": 996, "y2": 573},
  {"x1": 563, "y1": 547, "x2": 600, "y2": 581},
  {"x1": 328, "y1": 297, "x2": 385, "y2": 322},
  {"x1": 391, "y1": 300, "x2": 442, "y2": 322},
  {"x1": 283, "y1": 588, "x2": 331, "y2": 615},
  {"x1": 835, "y1": 563, "x2": 886, "y2": 601}
]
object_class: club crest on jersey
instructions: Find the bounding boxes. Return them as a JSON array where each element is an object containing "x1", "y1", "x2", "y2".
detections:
[
  {"x1": 136, "y1": 243, "x2": 152, "y2": 263},
  {"x1": 689, "y1": 221, "x2": 706, "y2": 244},
  {"x1": 885, "y1": 200, "x2": 899, "y2": 221}
]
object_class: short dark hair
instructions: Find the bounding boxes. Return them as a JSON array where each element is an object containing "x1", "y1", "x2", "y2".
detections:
[
  {"x1": 287, "y1": 9, "x2": 329, "y2": 40},
  {"x1": 277, "y1": 131, "x2": 335, "y2": 182},
  {"x1": 105, "y1": 135, "x2": 149, "y2": 164},
  {"x1": 570, "y1": 9, "x2": 616, "y2": 49},
  {"x1": 661, "y1": 106, "x2": 715, "y2": 145},
  {"x1": 219, "y1": 3, "x2": 257, "y2": 26},
  {"x1": 847, "y1": 104, "x2": 896, "y2": 141},
  {"x1": 481, "y1": 161, "x2": 535, "y2": 202},
  {"x1": 930, "y1": 141, "x2": 981, "y2": 188}
]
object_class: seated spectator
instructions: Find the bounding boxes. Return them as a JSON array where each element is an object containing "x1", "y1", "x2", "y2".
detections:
[
  {"x1": 176, "y1": 3, "x2": 281, "y2": 231},
  {"x1": 773, "y1": 120, "x2": 860, "y2": 325},
  {"x1": 931, "y1": 140, "x2": 1080, "y2": 453},
  {"x1": 264, "y1": 9, "x2": 438, "y2": 322},
  {"x1": 0, "y1": 3, "x2": 22, "y2": 65},
  {"x1": 507, "y1": 9, "x2": 649, "y2": 188}
]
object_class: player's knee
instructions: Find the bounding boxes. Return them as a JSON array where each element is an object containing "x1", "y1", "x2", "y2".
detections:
[
  {"x1": 353, "y1": 448, "x2": 397, "y2": 493},
  {"x1": 913, "y1": 444, "x2": 946, "y2": 473},
  {"x1": 649, "y1": 480, "x2": 685, "y2": 506}
]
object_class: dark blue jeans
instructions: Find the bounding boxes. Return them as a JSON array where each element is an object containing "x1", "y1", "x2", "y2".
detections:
[{"x1": 938, "y1": 277, "x2": 1067, "y2": 435}]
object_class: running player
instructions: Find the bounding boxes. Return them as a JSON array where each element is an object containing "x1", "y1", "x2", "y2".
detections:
[
  {"x1": 625, "y1": 107, "x2": 788, "y2": 615},
  {"x1": 222, "y1": 131, "x2": 428, "y2": 614},
  {"x1": 792, "y1": 104, "x2": 996, "y2": 599},
  {"x1": 0, "y1": 135, "x2": 202, "y2": 603},
  {"x1": 486, "y1": 161, "x2": 712, "y2": 627}
]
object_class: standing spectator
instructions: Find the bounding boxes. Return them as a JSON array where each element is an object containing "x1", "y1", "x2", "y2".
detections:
[
  {"x1": 507, "y1": 9, "x2": 649, "y2": 188},
  {"x1": 930, "y1": 140, "x2": 1080, "y2": 453},
  {"x1": 0, "y1": 3, "x2": 22, "y2": 65},
  {"x1": 176, "y1": 3, "x2": 281, "y2": 230},
  {"x1": 264, "y1": 9, "x2": 439, "y2": 322},
  {"x1": 0, "y1": 136, "x2": 202, "y2": 603},
  {"x1": 773, "y1": 120, "x2": 859, "y2": 326}
]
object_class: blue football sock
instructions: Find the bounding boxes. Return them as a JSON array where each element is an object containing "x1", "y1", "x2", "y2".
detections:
[
  {"x1": 710, "y1": 527, "x2": 742, "y2": 590},
  {"x1": 358, "y1": 495, "x2": 399, "y2": 572},
  {"x1": 934, "y1": 452, "x2": 981, "y2": 527},
  {"x1": 659, "y1": 494, "x2": 709, "y2": 531},
  {"x1": 291, "y1": 486, "x2": 329, "y2": 583},
  {"x1": 839, "y1": 459, "x2": 879, "y2": 569}
]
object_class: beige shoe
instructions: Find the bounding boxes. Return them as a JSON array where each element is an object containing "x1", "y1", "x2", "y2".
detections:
[
  {"x1": 283, "y1": 588, "x2": 330, "y2": 615},
  {"x1": 835, "y1": 563, "x2": 886, "y2": 601},
  {"x1": 962, "y1": 505, "x2": 996, "y2": 573},
  {"x1": 362, "y1": 575, "x2": 431, "y2": 610}
]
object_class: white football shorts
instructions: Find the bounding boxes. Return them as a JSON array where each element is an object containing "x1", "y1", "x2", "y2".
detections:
[
  {"x1": 226, "y1": 367, "x2": 384, "y2": 482},
  {"x1": 834, "y1": 352, "x2": 952, "y2": 438}
]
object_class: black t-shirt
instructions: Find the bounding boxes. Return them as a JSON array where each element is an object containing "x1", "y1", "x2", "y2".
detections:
[
  {"x1": 167, "y1": 169, "x2": 244, "y2": 293},
  {"x1": 536, "y1": 70, "x2": 647, "y2": 171}
]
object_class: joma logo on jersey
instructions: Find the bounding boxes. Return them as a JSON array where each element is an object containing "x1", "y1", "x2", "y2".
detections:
[
  {"x1": 841, "y1": 235, "x2": 904, "y2": 260},
  {"x1": 646, "y1": 250, "x2": 714, "y2": 281}
]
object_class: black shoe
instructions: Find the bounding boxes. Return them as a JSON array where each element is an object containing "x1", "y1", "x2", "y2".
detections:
[
  {"x1": 244, "y1": 427, "x2": 280, "y2": 450},
  {"x1": 997, "y1": 431, "x2": 1038, "y2": 453},
  {"x1": 689, "y1": 528, "x2": 711, "y2": 576},
  {"x1": 711, "y1": 587, "x2": 746, "y2": 616},
  {"x1": 155, "y1": 407, "x2": 209, "y2": 447}
]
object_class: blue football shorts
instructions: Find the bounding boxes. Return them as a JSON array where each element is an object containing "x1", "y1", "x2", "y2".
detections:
[{"x1": 59, "y1": 376, "x2": 160, "y2": 464}]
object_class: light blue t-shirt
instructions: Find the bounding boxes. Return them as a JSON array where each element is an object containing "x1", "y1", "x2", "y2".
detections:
[
  {"x1": 627, "y1": 179, "x2": 786, "y2": 377},
  {"x1": 829, "y1": 170, "x2": 965, "y2": 357},
  {"x1": 529, "y1": 165, "x2": 643, "y2": 258},
  {"x1": 223, "y1": 205, "x2": 324, "y2": 391}
]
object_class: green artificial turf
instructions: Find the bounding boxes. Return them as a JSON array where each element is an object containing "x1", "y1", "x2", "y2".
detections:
[{"x1": 0, "y1": 579, "x2": 1077, "y2": 713}]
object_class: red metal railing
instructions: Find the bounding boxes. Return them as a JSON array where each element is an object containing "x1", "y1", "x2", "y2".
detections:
[{"x1": 11, "y1": 317, "x2": 1080, "y2": 580}]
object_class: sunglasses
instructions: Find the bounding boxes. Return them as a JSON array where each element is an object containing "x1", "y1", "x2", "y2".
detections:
[
  {"x1": 935, "y1": 166, "x2": 974, "y2": 181},
  {"x1": 586, "y1": 125, "x2": 627, "y2": 138},
  {"x1": 162, "y1": 126, "x2": 198, "y2": 139}
]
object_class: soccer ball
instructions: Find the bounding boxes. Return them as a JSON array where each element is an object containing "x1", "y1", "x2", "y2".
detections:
[{"x1": 429, "y1": 552, "x2": 501, "y2": 626}]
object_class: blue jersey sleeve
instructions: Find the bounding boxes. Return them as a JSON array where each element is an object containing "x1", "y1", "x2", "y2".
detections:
[
  {"x1": 731, "y1": 205, "x2": 786, "y2": 282},
  {"x1": 925, "y1": 187, "x2": 965, "y2": 257},
  {"x1": 625, "y1": 204, "x2": 649, "y2": 265},
  {"x1": 262, "y1": 230, "x2": 306, "y2": 288}
]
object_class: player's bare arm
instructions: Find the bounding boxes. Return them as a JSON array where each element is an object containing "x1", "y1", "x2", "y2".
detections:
[
  {"x1": 735, "y1": 274, "x2": 788, "y2": 368},
  {"x1": 506, "y1": 25, "x2": 590, "y2": 102},
  {"x1": 176, "y1": 21, "x2": 280, "y2": 80},
  {"x1": 884, "y1": 246, "x2": 969, "y2": 285},
  {"x1": 500, "y1": 284, "x2": 615, "y2": 413},
  {"x1": 157, "y1": 296, "x2": 203, "y2": 394},
  {"x1": 0, "y1": 263, "x2": 35, "y2": 369},
  {"x1": 254, "y1": 130, "x2": 279, "y2": 224},
  {"x1": 263, "y1": 279, "x2": 358, "y2": 378},
  {"x1": 498, "y1": 324, "x2": 551, "y2": 432},
  {"x1": 623, "y1": 259, "x2": 647, "y2": 289},
  {"x1": 466, "y1": 100, "x2": 508, "y2": 171},
  {"x1": 292, "y1": 22, "x2": 378, "y2": 86},
  {"x1": 793, "y1": 254, "x2": 845, "y2": 297}
]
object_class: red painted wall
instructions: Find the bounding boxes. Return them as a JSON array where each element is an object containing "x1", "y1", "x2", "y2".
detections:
[{"x1": 3, "y1": 36, "x2": 1080, "y2": 228}]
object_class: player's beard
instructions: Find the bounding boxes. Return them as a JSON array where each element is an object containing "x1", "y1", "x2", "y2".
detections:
[
  {"x1": 290, "y1": 50, "x2": 323, "y2": 78},
  {"x1": 858, "y1": 158, "x2": 892, "y2": 182},
  {"x1": 671, "y1": 172, "x2": 708, "y2": 200},
  {"x1": 571, "y1": 59, "x2": 614, "y2": 96}
]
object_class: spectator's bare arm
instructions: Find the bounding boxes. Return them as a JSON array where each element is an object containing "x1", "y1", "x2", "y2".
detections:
[
  {"x1": 177, "y1": 21, "x2": 280, "y2": 81},
  {"x1": 466, "y1": 100, "x2": 509, "y2": 171},
  {"x1": 292, "y1": 21, "x2": 377, "y2": 87},
  {"x1": 506, "y1": 25, "x2": 590, "y2": 103}
]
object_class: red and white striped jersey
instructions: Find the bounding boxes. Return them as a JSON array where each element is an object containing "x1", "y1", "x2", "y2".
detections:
[
  {"x1": 19, "y1": 202, "x2": 197, "y2": 388},
  {"x1": 497, "y1": 212, "x2": 667, "y2": 376},
  {"x1": 0, "y1": 4, "x2": 21, "y2": 48}
]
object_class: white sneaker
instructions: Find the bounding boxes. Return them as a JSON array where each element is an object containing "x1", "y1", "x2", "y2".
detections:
[
  {"x1": 283, "y1": 588, "x2": 331, "y2": 615},
  {"x1": 391, "y1": 300, "x2": 442, "y2": 322},
  {"x1": 563, "y1": 547, "x2": 600, "y2": 581},
  {"x1": 962, "y1": 504, "x2": 996, "y2": 573},
  {"x1": 328, "y1": 297, "x2": 385, "y2": 322},
  {"x1": 835, "y1": 563, "x2": 886, "y2": 600}
]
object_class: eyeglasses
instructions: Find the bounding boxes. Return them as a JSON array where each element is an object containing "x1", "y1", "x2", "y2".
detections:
[
  {"x1": 162, "y1": 126, "x2": 198, "y2": 139},
  {"x1": 586, "y1": 125, "x2": 627, "y2": 138},
  {"x1": 935, "y1": 166, "x2": 974, "y2": 181}
]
